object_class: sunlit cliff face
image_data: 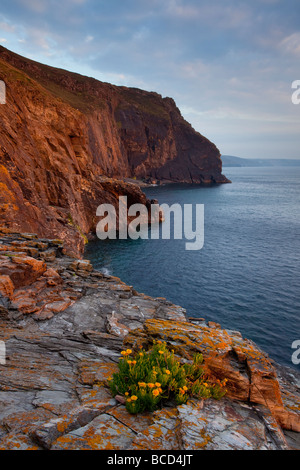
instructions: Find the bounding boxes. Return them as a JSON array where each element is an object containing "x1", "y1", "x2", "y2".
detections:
[{"x1": 0, "y1": 47, "x2": 228, "y2": 254}]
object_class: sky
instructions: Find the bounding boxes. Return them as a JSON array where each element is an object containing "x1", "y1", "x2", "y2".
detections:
[{"x1": 0, "y1": 0, "x2": 299, "y2": 159}]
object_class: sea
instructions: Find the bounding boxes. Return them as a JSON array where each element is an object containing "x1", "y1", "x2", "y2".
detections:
[{"x1": 85, "y1": 166, "x2": 300, "y2": 370}]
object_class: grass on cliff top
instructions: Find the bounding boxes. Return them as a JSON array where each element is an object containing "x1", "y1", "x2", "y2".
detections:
[
  {"x1": 39, "y1": 80, "x2": 107, "y2": 113},
  {"x1": 0, "y1": 54, "x2": 106, "y2": 114},
  {"x1": 0, "y1": 60, "x2": 36, "y2": 86},
  {"x1": 117, "y1": 87, "x2": 171, "y2": 121},
  {"x1": 0, "y1": 48, "x2": 171, "y2": 118},
  {"x1": 108, "y1": 341, "x2": 227, "y2": 414}
]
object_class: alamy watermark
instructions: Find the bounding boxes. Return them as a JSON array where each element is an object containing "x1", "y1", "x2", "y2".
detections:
[
  {"x1": 96, "y1": 196, "x2": 204, "y2": 251},
  {"x1": 291, "y1": 340, "x2": 300, "y2": 365},
  {"x1": 291, "y1": 80, "x2": 300, "y2": 105},
  {"x1": 0, "y1": 341, "x2": 5, "y2": 365},
  {"x1": 0, "y1": 80, "x2": 6, "y2": 104}
]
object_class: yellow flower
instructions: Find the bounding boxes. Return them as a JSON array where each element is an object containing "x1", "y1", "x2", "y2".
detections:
[
  {"x1": 203, "y1": 383, "x2": 208, "y2": 387},
  {"x1": 127, "y1": 360, "x2": 132, "y2": 365},
  {"x1": 125, "y1": 392, "x2": 129, "y2": 396},
  {"x1": 183, "y1": 386, "x2": 188, "y2": 391},
  {"x1": 158, "y1": 351, "x2": 164, "y2": 355},
  {"x1": 126, "y1": 349, "x2": 132, "y2": 355},
  {"x1": 165, "y1": 370, "x2": 171, "y2": 375},
  {"x1": 152, "y1": 389, "x2": 160, "y2": 397},
  {"x1": 132, "y1": 360, "x2": 137, "y2": 365},
  {"x1": 148, "y1": 383, "x2": 155, "y2": 388},
  {"x1": 138, "y1": 382, "x2": 147, "y2": 388},
  {"x1": 155, "y1": 382, "x2": 161, "y2": 388},
  {"x1": 121, "y1": 351, "x2": 127, "y2": 356},
  {"x1": 107, "y1": 376, "x2": 112, "y2": 381},
  {"x1": 131, "y1": 395, "x2": 138, "y2": 401},
  {"x1": 127, "y1": 398, "x2": 132, "y2": 403},
  {"x1": 139, "y1": 352, "x2": 144, "y2": 356}
]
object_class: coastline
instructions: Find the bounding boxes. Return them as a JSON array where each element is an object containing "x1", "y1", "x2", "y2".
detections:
[
  {"x1": 119, "y1": 176, "x2": 232, "y2": 188},
  {"x1": 0, "y1": 229, "x2": 299, "y2": 450}
]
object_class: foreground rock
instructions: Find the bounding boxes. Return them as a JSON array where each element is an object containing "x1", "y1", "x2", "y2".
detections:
[
  {"x1": 0, "y1": 231, "x2": 299, "y2": 450},
  {"x1": 124, "y1": 319, "x2": 300, "y2": 433}
]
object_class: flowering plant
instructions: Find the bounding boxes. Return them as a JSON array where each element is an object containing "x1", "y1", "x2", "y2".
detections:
[{"x1": 108, "y1": 341, "x2": 227, "y2": 414}]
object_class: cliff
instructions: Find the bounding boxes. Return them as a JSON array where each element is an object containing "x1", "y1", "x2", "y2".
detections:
[
  {"x1": 0, "y1": 46, "x2": 229, "y2": 255},
  {"x1": 0, "y1": 231, "x2": 299, "y2": 450}
]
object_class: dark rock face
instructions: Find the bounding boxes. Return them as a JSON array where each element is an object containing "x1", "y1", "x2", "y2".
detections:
[
  {"x1": 0, "y1": 47, "x2": 229, "y2": 255},
  {"x1": 115, "y1": 91, "x2": 227, "y2": 184}
]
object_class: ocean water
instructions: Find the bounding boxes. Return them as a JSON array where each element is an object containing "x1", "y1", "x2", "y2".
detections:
[{"x1": 85, "y1": 167, "x2": 300, "y2": 369}]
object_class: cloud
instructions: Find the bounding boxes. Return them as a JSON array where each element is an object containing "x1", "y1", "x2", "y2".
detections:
[
  {"x1": 166, "y1": 0, "x2": 200, "y2": 19},
  {"x1": 279, "y1": 32, "x2": 300, "y2": 57},
  {"x1": 178, "y1": 59, "x2": 210, "y2": 79},
  {"x1": 0, "y1": 0, "x2": 299, "y2": 158},
  {"x1": 0, "y1": 21, "x2": 15, "y2": 32},
  {"x1": 181, "y1": 104, "x2": 297, "y2": 124},
  {"x1": 18, "y1": 0, "x2": 48, "y2": 13},
  {"x1": 132, "y1": 26, "x2": 150, "y2": 42},
  {"x1": 165, "y1": 0, "x2": 251, "y2": 30},
  {"x1": 85, "y1": 35, "x2": 94, "y2": 43}
]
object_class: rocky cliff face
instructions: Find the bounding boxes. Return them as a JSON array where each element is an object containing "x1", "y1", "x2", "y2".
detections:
[{"x1": 0, "y1": 46, "x2": 228, "y2": 255}]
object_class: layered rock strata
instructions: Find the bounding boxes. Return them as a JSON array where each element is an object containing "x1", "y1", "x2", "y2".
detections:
[{"x1": 0, "y1": 230, "x2": 299, "y2": 450}]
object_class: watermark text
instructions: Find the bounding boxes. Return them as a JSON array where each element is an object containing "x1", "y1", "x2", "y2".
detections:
[
  {"x1": 291, "y1": 340, "x2": 300, "y2": 365},
  {"x1": 0, "y1": 341, "x2": 6, "y2": 365},
  {"x1": 0, "y1": 80, "x2": 6, "y2": 104},
  {"x1": 291, "y1": 80, "x2": 300, "y2": 105},
  {"x1": 96, "y1": 196, "x2": 204, "y2": 251}
]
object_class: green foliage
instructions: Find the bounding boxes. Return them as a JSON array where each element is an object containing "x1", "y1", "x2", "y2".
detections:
[
  {"x1": 118, "y1": 88, "x2": 171, "y2": 120},
  {"x1": 108, "y1": 341, "x2": 227, "y2": 414},
  {"x1": 67, "y1": 213, "x2": 88, "y2": 244}
]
